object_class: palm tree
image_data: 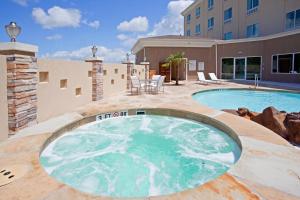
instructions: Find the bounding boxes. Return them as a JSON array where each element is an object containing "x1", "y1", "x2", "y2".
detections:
[{"x1": 165, "y1": 52, "x2": 185, "y2": 85}]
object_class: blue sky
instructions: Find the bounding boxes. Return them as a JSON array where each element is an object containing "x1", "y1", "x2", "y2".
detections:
[{"x1": 0, "y1": 0, "x2": 193, "y2": 62}]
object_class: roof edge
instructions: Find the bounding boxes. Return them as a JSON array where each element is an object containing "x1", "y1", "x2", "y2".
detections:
[
  {"x1": 131, "y1": 29, "x2": 300, "y2": 54},
  {"x1": 181, "y1": 0, "x2": 202, "y2": 16}
]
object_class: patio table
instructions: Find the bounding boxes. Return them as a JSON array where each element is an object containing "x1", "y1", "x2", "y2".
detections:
[{"x1": 140, "y1": 79, "x2": 158, "y2": 93}]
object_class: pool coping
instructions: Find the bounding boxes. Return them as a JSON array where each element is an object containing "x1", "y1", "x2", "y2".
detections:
[{"x1": 0, "y1": 84, "x2": 300, "y2": 200}]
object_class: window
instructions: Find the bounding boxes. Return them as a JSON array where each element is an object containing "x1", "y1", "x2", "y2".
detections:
[
  {"x1": 272, "y1": 54, "x2": 299, "y2": 73},
  {"x1": 208, "y1": 0, "x2": 214, "y2": 10},
  {"x1": 187, "y1": 14, "x2": 191, "y2": 24},
  {"x1": 247, "y1": 0, "x2": 259, "y2": 11},
  {"x1": 75, "y1": 88, "x2": 82, "y2": 96},
  {"x1": 246, "y1": 24, "x2": 259, "y2": 38},
  {"x1": 208, "y1": 17, "x2": 214, "y2": 30},
  {"x1": 39, "y1": 72, "x2": 49, "y2": 83},
  {"x1": 195, "y1": 24, "x2": 201, "y2": 34},
  {"x1": 278, "y1": 54, "x2": 293, "y2": 73},
  {"x1": 224, "y1": 8, "x2": 232, "y2": 22},
  {"x1": 114, "y1": 68, "x2": 118, "y2": 74},
  {"x1": 196, "y1": 7, "x2": 201, "y2": 17},
  {"x1": 60, "y1": 79, "x2": 67, "y2": 89},
  {"x1": 272, "y1": 55, "x2": 278, "y2": 73},
  {"x1": 88, "y1": 71, "x2": 92, "y2": 77},
  {"x1": 111, "y1": 79, "x2": 115, "y2": 84},
  {"x1": 187, "y1": 29, "x2": 191, "y2": 36},
  {"x1": 286, "y1": 11, "x2": 295, "y2": 29},
  {"x1": 297, "y1": 10, "x2": 300, "y2": 27},
  {"x1": 121, "y1": 74, "x2": 125, "y2": 79},
  {"x1": 103, "y1": 70, "x2": 107, "y2": 75},
  {"x1": 295, "y1": 53, "x2": 300, "y2": 73},
  {"x1": 286, "y1": 9, "x2": 300, "y2": 30},
  {"x1": 224, "y1": 32, "x2": 233, "y2": 40}
]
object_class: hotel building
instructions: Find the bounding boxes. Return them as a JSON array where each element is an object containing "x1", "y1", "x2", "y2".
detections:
[
  {"x1": 132, "y1": 0, "x2": 300, "y2": 83},
  {"x1": 183, "y1": 0, "x2": 300, "y2": 39}
]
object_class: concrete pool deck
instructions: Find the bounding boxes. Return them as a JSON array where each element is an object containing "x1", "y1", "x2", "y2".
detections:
[{"x1": 0, "y1": 81, "x2": 299, "y2": 200}]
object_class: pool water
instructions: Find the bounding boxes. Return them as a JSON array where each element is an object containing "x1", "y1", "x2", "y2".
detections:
[
  {"x1": 40, "y1": 115, "x2": 241, "y2": 198},
  {"x1": 193, "y1": 89, "x2": 300, "y2": 113}
]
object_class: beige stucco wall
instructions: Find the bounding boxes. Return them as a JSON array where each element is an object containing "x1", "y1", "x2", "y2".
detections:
[
  {"x1": 0, "y1": 58, "x2": 146, "y2": 136},
  {"x1": 37, "y1": 60, "x2": 145, "y2": 122},
  {"x1": 103, "y1": 63, "x2": 145, "y2": 97},
  {"x1": 37, "y1": 59, "x2": 93, "y2": 122},
  {"x1": 0, "y1": 55, "x2": 8, "y2": 141},
  {"x1": 103, "y1": 63, "x2": 127, "y2": 97}
]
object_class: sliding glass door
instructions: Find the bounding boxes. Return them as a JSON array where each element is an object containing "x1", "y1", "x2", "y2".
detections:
[
  {"x1": 221, "y1": 58, "x2": 234, "y2": 79},
  {"x1": 246, "y1": 57, "x2": 261, "y2": 80},
  {"x1": 221, "y1": 57, "x2": 261, "y2": 80},
  {"x1": 234, "y1": 58, "x2": 246, "y2": 79}
]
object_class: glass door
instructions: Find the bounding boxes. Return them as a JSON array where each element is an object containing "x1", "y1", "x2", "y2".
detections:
[
  {"x1": 246, "y1": 57, "x2": 261, "y2": 80},
  {"x1": 234, "y1": 58, "x2": 246, "y2": 79}
]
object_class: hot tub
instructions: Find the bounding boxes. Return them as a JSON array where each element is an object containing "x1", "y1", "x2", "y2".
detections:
[{"x1": 40, "y1": 110, "x2": 241, "y2": 198}]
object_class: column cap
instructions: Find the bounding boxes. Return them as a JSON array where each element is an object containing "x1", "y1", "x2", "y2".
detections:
[
  {"x1": 122, "y1": 61, "x2": 134, "y2": 64},
  {"x1": 85, "y1": 57, "x2": 104, "y2": 62},
  {"x1": 0, "y1": 42, "x2": 38, "y2": 53}
]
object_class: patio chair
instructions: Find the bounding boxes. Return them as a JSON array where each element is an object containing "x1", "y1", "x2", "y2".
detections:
[
  {"x1": 151, "y1": 75, "x2": 161, "y2": 83},
  {"x1": 130, "y1": 76, "x2": 143, "y2": 94},
  {"x1": 208, "y1": 73, "x2": 222, "y2": 84},
  {"x1": 197, "y1": 72, "x2": 210, "y2": 85},
  {"x1": 150, "y1": 76, "x2": 165, "y2": 94}
]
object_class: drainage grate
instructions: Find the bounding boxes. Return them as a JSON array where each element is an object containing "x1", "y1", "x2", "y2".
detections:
[{"x1": 0, "y1": 164, "x2": 31, "y2": 187}]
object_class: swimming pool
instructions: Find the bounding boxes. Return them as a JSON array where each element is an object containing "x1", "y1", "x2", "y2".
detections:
[
  {"x1": 192, "y1": 89, "x2": 300, "y2": 113},
  {"x1": 40, "y1": 114, "x2": 241, "y2": 198}
]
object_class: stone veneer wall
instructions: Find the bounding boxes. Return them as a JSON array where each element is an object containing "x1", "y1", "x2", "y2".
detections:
[
  {"x1": 91, "y1": 60, "x2": 103, "y2": 101},
  {"x1": 6, "y1": 55, "x2": 37, "y2": 134},
  {"x1": 0, "y1": 57, "x2": 146, "y2": 140}
]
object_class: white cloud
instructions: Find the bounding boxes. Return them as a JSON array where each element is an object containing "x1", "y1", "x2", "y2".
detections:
[
  {"x1": 117, "y1": 34, "x2": 138, "y2": 47},
  {"x1": 149, "y1": 0, "x2": 193, "y2": 36},
  {"x1": 117, "y1": 16, "x2": 149, "y2": 32},
  {"x1": 42, "y1": 46, "x2": 127, "y2": 63},
  {"x1": 118, "y1": 0, "x2": 193, "y2": 49},
  {"x1": 32, "y1": 6, "x2": 81, "y2": 29},
  {"x1": 45, "y1": 34, "x2": 62, "y2": 40},
  {"x1": 82, "y1": 20, "x2": 100, "y2": 29},
  {"x1": 13, "y1": 0, "x2": 28, "y2": 6}
]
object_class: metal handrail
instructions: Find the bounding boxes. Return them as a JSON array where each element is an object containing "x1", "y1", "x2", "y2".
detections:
[{"x1": 254, "y1": 74, "x2": 259, "y2": 88}]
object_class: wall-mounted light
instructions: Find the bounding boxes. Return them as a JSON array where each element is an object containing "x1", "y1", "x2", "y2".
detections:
[
  {"x1": 5, "y1": 22, "x2": 21, "y2": 42},
  {"x1": 91, "y1": 45, "x2": 97, "y2": 57}
]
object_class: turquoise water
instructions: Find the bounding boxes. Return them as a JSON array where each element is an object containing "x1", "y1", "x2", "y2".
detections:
[
  {"x1": 193, "y1": 89, "x2": 300, "y2": 113},
  {"x1": 40, "y1": 115, "x2": 241, "y2": 198}
]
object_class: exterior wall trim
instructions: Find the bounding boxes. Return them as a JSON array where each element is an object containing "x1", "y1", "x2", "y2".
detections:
[{"x1": 132, "y1": 30, "x2": 300, "y2": 54}]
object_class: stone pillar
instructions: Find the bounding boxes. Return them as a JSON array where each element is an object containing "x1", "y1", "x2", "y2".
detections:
[
  {"x1": 123, "y1": 61, "x2": 134, "y2": 89},
  {"x1": 0, "y1": 42, "x2": 38, "y2": 134},
  {"x1": 85, "y1": 57, "x2": 104, "y2": 101},
  {"x1": 140, "y1": 62, "x2": 150, "y2": 80}
]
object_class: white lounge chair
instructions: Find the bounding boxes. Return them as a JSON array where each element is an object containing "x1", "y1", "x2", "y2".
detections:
[
  {"x1": 197, "y1": 72, "x2": 210, "y2": 85},
  {"x1": 208, "y1": 73, "x2": 222, "y2": 84},
  {"x1": 130, "y1": 76, "x2": 143, "y2": 94},
  {"x1": 150, "y1": 76, "x2": 165, "y2": 94}
]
